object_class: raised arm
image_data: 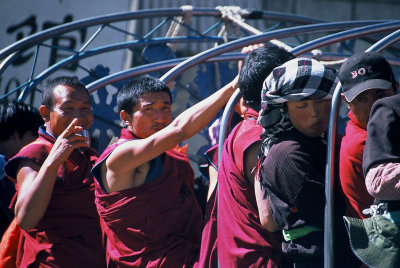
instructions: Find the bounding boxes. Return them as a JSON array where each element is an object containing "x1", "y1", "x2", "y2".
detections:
[
  {"x1": 15, "y1": 119, "x2": 89, "y2": 230},
  {"x1": 105, "y1": 77, "x2": 238, "y2": 185}
]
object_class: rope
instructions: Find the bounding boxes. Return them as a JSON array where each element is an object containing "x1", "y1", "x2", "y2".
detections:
[{"x1": 166, "y1": 5, "x2": 193, "y2": 52}]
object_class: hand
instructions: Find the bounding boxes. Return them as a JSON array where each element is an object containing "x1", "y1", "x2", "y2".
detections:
[
  {"x1": 47, "y1": 118, "x2": 89, "y2": 167},
  {"x1": 237, "y1": 43, "x2": 265, "y2": 72}
]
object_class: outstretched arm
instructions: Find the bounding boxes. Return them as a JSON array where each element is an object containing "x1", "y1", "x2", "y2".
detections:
[
  {"x1": 15, "y1": 119, "x2": 89, "y2": 230},
  {"x1": 105, "y1": 76, "x2": 238, "y2": 192}
]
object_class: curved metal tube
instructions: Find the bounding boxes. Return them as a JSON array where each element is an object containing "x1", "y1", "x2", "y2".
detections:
[
  {"x1": 85, "y1": 53, "x2": 245, "y2": 93},
  {"x1": 324, "y1": 82, "x2": 342, "y2": 268},
  {"x1": 367, "y1": 28, "x2": 400, "y2": 52},
  {"x1": 217, "y1": 89, "x2": 242, "y2": 165},
  {"x1": 291, "y1": 20, "x2": 400, "y2": 56}
]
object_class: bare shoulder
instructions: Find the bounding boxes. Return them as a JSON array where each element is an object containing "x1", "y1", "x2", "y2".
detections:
[
  {"x1": 101, "y1": 157, "x2": 151, "y2": 193},
  {"x1": 244, "y1": 140, "x2": 261, "y2": 185}
]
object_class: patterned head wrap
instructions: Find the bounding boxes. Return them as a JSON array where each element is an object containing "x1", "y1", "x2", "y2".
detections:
[{"x1": 257, "y1": 57, "x2": 339, "y2": 155}]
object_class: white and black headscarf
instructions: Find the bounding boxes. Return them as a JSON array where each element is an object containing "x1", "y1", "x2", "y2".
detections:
[{"x1": 257, "y1": 57, "x2": 339, "y2": 156}]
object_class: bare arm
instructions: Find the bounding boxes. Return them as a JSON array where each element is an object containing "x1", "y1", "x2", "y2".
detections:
[
  {"x1": 105, "y1": 77, "x2": 238, "y2": 192},
  {"x1": 254, "y1": 176, "x2": 280, "y2": 232},
  {"x1": 245, "y1": 140, "x2": 280, "y2": 231},
  {"x1": 15, "y1": 119, "x2": 89, "y2": 230}
]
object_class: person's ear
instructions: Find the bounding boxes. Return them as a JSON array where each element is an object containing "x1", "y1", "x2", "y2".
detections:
[
  {"x1": 341, "y1": 93, "x2": 351, "y2": 110},
  {"x1": 234, "y1": 97, "x2": 248, "y2": 117},
  {"x1": 39, "y1": 105, "x2": 50, "y2": 122},
  {"x1": 120, "y1": 110, "x2": 132, "y2": 125}
]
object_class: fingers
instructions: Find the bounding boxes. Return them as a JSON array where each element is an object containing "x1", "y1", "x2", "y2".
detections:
[
  {"x1": 238, "y1": 43, "x2": 266, "y2": 72},
  {"x1": 58, "y1": 118, "x2": 89, "y2": 149},
  {"x1": 240, "y1": 43, "x2": 265, "y2": 54},
  {"x1": 68, "y1": 133, "x2": 90, "y2": 148},
  {"x1": 62, "y1": 118, "x2": 82, "y2": 138}
]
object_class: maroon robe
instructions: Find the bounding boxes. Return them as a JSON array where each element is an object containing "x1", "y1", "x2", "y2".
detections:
[
  {"x1": 217, "y1": 109, "x2": 282, "y2": 267},
  {"x1": 92, "y1": 129, "x2": 203, "y2": 267},
  {"x1": 198, "y1": 145, "x2": 218, "y2": 268},
  {"x1": 4, "y1": 128, "x2": 106, "y2": 268}
]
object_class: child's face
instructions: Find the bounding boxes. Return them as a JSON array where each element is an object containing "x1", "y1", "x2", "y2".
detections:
[
  {"x1": 287, "y1": 99, "x2": 331, "y2": 137},
  {"x1": 344, "y1": 88, "x2": 394, "y2": 129}
]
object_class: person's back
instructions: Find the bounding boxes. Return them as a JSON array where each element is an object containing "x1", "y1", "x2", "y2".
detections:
[
  {"x1": 363, "y1": 93, "x2": 400, "y2": 206},
  {"x1": 213, "y1": 45, "x2": 294, "y2": 267},
  {"x1": 338, "y1": 52, "x2": 397, "y2": 219},
  {"x1": 91, "y1": 75, "x2": 237, "y2": 267},
  {"x1": 255, "y1": 58, "x2": 339, "y2": 267},
  {"x1": 3, "y1": 77, "x2": 106, "y2": 267}
]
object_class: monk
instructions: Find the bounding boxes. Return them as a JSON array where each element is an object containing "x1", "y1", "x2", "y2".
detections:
[
  {"x1": 4, "y1": 76, "x2": 106, "y2": 267},
  {"x1": 91, "y1": 74, "x2": 237, "y2": 267},
  {"x1": 204, "y1": 45, "x2": 294, "y2": 268}
]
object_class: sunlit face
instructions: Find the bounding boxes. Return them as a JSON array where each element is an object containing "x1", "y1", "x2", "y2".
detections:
[
  {"x1": 42, "y1": 85, "x2": 93, "y2": 138},
  {"x1": 126, "y1": 92, "x2": 172, "y2": 139},
  {"x1": 287, "y1": 99, "x2": 331, "y2": 137},
  {"x1": 345, "y1": 88, "x2": 394, "y2": 129}
]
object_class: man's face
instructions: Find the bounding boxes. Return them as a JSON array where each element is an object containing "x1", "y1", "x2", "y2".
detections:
[
  {"x1": 345, "y1": 88, "x2": 394, "y2": 129},
  {"x1": 128, "y1": 92, "x2": 172, "y2": 138},
  {"x1": 44, "y1": 85, "x2": 93, "y2": 138},
  {"x1": 287, "y1": 99, "x2": 331, "y2": 137}
]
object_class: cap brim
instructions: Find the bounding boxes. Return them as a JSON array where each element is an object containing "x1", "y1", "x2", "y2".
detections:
[
  {"x1": 343, "y1": 79, "x2": 392, "y2": 102},
  {"x1": 343, "y1": 216, "x2": 400, "y2": 268}
]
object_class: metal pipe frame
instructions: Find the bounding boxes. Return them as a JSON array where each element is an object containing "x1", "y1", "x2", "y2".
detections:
[
  {"x1": 5, "y1": 20, "x2": 391, "y2": 102},
  {"x1": 12, "y1": 36, "x2": 228, "y2": 102},
  {"x1": 0, "y1": 7, "x2": 349, "y2": 62},
  {"x1": 85, "y1": 53, "x2": 245, "y2": 93},
  {"x1": 0, "y1": 7, "x2": 345, "y2": 101},
  {"x1": 85, "y1": 51, "x2": 399, "y2": 94},
  {"x1": 81, "y1": 22, "x2": 400, "y2": 144},
  {"x1": 161, "y1": 20, "x2": 400, "y2": 83},
  {"x1": 85, "y1": 22, "x2": 400, "y2": 95}
]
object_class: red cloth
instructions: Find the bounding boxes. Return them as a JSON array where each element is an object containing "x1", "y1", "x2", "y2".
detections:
[
  {"x1": 0, "y1": 218, "x2": 20, "y2": 268},
  {"x1": 217, "y1": 109, "x2": 282, "y2": 267},
  {"x1": 340, "y1": 111, "x2": 374, "y2": 219},
  {"x1": 198, "y1": 145, "x2": 218, "y2": 268},
  {"x1": 3, "y1": 130, "x2": 106, "y2": 268},
  {"x1": 93, "y1": 129, "x2": 203, "y2": 267}
]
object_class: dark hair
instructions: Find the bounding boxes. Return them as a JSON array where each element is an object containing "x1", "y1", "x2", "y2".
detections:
[
  {"x1": 238, "y1": 45, "x2": 295, "y2": 109},
  {"x1": 0, "y1": 101, "x2": 43, "y2": 142},
  {"x1": 117, "y1": 75, "x2": 172, "y2": 113},
  {"x1": 42, "y1": 76, "x2": 88, "y2": 110}
]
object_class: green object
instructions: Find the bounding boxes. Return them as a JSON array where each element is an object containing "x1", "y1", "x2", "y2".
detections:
[
  {"x1": 282, "y1": 225, "x2": 322, "y2": 242},
  {"x1": 343, "y1": 215, "x2": 400, "y2": 268}
]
